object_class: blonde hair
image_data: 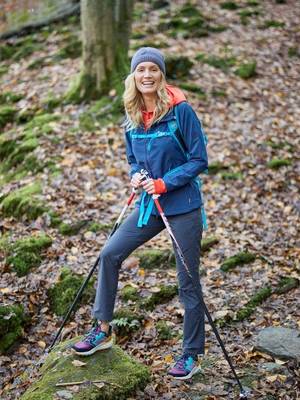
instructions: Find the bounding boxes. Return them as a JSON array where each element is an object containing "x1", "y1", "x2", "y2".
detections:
[{"x1": 122, "y1": 72, "x2": 170, "y2": 131}]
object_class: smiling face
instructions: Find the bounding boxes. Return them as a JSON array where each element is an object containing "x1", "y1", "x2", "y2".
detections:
[{"x1": 134, "y1": 62, "x2": 162, "y2": 96}]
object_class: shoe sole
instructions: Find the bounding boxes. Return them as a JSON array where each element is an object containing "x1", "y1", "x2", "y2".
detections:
[
  {"x1": 72, "y1": 337, "x2": 113, "y2": 356},
  {"x1": 169, "y1": 366, "x2": 201, "y2": 380}
]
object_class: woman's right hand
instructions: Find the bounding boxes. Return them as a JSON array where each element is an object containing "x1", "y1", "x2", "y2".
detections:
[{"x1": 130, "y1": 172, "x2": 143, "y2": 188}]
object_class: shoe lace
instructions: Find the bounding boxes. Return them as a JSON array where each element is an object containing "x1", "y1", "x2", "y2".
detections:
[
  {"x1": 174, "y1": 354, "x2": 190, "y2": 370},
  {"x1": 84, "y1": 325, "x2": 103, "y2": 344}
]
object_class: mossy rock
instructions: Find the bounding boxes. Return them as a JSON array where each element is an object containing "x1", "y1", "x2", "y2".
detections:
[
  {"x1": 220, "y1": 171, "x2": 243, "y2": 180},
  {"x1": 220, "y1": 251, "x2": 256, "y2": 272},
  {"x1": 120, "y1": 285, "x2": 140, "y2": 302},
  {"x1": 140, "y1": 284, "x2": 178, "y2": 311},
  {"x1": 21, "y1": 339, "x2": 150, "y2": 400},
  {"x1": 166, "y1": 56, "x2": 193, "y2": 79},
  {"x1": 58, "y1": 220, "x2": 91, "y2": 236},
  {"x1": 137, "y1": 249, "x2": 175, "y2": 270},
  {"x1": 6, "y1": 234, "x2": 52, "y2": 276},
  {"x1": 235, "y1": 286, "x2": 272, "y2": 321},
  {"x1": 267, "y1": 158, "x2": 292, "y2": 169},
  {"x1": 48, "y1": 267, "x2": 96, "y2": 316},
  {"x1": 201, "y1": 236, "x2": 219, "y2": 252},
  {"x1": 0, "y1": 105, "x2": 17, "y2": 130},
  {"x1": 0, "y1": 182, "x2": 47, "y2": 220},
  {"x1": 274, "y1": 277, "x2": 299, "y2": 295},
  {"x1": 0, "y1": 304, "x2": 26, "y2": 353}
]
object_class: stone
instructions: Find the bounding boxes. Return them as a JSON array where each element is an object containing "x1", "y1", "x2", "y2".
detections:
[
  {"x1": 255, "y1": 327, "x2": 300, "y2": 360},
  {"x1": 21, "y1": 338, "x2": 150, "y2": 400}
]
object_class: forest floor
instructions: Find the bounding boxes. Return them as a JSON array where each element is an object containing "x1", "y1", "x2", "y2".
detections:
[{"x1": 0, "y1": 0, "x2": 299, "y2": 399}]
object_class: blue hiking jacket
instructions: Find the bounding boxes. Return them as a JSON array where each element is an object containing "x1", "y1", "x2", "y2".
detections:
[{"x1": 125, "y1": 101, "x2": 208, "y2": 227}]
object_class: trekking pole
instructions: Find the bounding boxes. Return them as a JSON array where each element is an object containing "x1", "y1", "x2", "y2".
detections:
[
  {"x1": 139, "y1": 170, "x2": 249, "y2": 399},
  {"x1": 47, "y1": 188, "x2": 137, "y2": 352}
]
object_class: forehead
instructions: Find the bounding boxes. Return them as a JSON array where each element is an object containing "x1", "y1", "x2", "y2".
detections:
[{"x1": 135, "y1": 62, "x2": 159, "y2": 69}]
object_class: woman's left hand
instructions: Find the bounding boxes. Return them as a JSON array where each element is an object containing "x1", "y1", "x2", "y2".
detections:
[{"x1": 141, "y1": 178, "x2": 167, "y2": 195}]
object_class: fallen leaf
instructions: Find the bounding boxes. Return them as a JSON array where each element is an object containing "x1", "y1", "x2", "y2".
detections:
[{"x1": 71, "y1": 360, "x2": 86, "y2": 367}]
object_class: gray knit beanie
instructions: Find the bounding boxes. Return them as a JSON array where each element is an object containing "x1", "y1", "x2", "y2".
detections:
[{"x1": 130, "y1": 47, "x2": 166, "y2": 75}]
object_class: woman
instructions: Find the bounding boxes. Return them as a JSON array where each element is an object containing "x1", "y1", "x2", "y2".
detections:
[{"x1": 72, "y1": 47, "x2": 208, "y2": 380}]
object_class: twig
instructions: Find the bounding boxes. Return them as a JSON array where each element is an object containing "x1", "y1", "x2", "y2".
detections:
[{"x1": 55, "y1": 379, "x2": 121, "y2": 387}]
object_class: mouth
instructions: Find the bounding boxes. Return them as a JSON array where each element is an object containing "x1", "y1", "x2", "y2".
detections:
[{"x1": 142, "y1": 81, "x2": 155, "y2": 87}]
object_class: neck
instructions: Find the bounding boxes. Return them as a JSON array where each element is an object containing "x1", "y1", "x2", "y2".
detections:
[{"x1": 142, "y1": 93, "x2": 157, "y2": 112}]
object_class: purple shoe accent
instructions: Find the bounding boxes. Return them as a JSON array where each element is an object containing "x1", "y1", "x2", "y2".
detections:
[
  {"x1": 168, "y1": 354, "x2": 200, "y2": 380},
  {"x1": 72, "y1": 323, "x2": 112, "y2": 355}
]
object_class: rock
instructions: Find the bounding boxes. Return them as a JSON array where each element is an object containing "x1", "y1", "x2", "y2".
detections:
[
  {"x1": 255, "y1": 327, "x2": 300, "y2": 360},
  {"x1": 21, "y1": 338, "x2": 150, "y2": 400}
]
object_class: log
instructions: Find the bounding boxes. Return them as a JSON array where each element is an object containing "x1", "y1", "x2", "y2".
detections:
[{"x1": 0, "y1": 3, "x2": 80, "y2": 40}]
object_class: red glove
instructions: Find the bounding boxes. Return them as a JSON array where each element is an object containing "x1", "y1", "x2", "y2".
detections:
[{"x1": 153, "y1": 178, "x2": 167, "y2": 194}]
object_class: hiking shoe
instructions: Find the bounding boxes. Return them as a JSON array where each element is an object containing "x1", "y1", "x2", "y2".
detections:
[
  {"x1": 168, "y1": 354, "x2": 201, "y2": 380},
  {"x1": 71, "y1": 323, "x2": 113, "y2": 356}
]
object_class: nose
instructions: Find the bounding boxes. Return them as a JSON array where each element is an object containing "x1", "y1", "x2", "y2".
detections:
[{"x1": 143, "y1": 69, "x2": 152, "y2": 78}]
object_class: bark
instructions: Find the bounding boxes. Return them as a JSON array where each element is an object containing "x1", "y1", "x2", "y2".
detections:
[{"x1": 67, "y1": 0, "x2": 134, "y2": 102}]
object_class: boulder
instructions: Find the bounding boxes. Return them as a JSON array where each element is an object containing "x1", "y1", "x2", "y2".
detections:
[
  {"x1": 255, "y1": 327, "x2": 300, "y2": 360},
  {"x1": 21, "y1": 338, "x2": 150, "y2": 400}
]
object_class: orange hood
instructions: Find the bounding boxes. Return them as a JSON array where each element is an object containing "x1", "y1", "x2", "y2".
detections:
[{"x1": 166, "y1": 84, "x2": 187, "y2": 106}]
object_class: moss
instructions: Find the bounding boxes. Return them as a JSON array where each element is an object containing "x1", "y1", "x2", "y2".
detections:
[
  {"x1": 0, "y1": 91, "x2": 23, "y2": 104},
  {"x1": 21, "y1": 339, "x2": 150, "y2": 400},
  {"x1": 55, "y1": 36, "x2": 82, "y2": 60},
  {"x1": 6, "y1": 234, "x2": 52, "y2": 276},
  {"x1": 288, "y1": 47, "x2": 299, "y2": 57},
  {"x1": 0, "y1": 66, "x2": 9, "y2": 76},
  {"x1": 239, "y1": 9, "x2": 260, "y2": 25},
  {"x1": 156, "y1": 320, "x2": 173, "y2": 340},
  {"x1": 220, "y1": 2, "x2": 240, "y2": 10},
  {"x1": 120, "y1": 285, "x2": 140, "y2": 302},
  {"x1": 48, "y1": 211, "x2": 62, "y2": 228},
  {"x1": 0, "y1": 38, "x2": 43, "y2": 62},
  {"x1": 166, "y1": 56, "x2": 193, "y2": 79},
  {"x1": 267, "y1": 158, "x2": 292, "y2": 169},
  {"x1": 234, "y1": 61, "x2": 257, "y2": 79},
  {"x1": 260, "y1": 19, "x2": 285, "y2": 29},
  {"x1": 137, "y1": 249, "x2": 175, "y2": 270},
  {"x1": 27, "y1": 56, "x2": 48, "y2": 70},
  {"x1": 211, "y1": 89, "x2": 227, "y2": 97},
  {"x1": 0, "y1": 305, "x2": 26, "y2": 353},
  {"x1": 48, "y1": 267, "x2": 95, "y2": 316},
  {"x1": 140, "y1": 285, "x2": 178, "y2": 311},
  {"x1": 87, "y1": 222, "x2": 115, "y2": 233},
  {"x1": 1, "y1": 137, "x2": 38, "y2": 170},
  {"x1": 58, "y1": 220, "x2": 90, "y2": 236},
  {"x1": 235, "y1": 286, "x2": 272, "y2": 321},
  {"x1": 0, "y1": 182, "x2": 47, "y2": 220},
  {"x1": 201, "y1": 236, "x2": 219, "y2": 252},
  {"x1": 196, "y1": 54, "x2": 236, "y2": 72},
  {"x1": 220, "y1": 172, "x2": 243, "y2": 180},
  {"x1": 246, "y1": 0, "x2": 259, "y2": 5},
  {"x1": 274, "y1": 277, "x2": 299, "y2": 295},
  {"x1": 0, "y1": 105, "x2": 17, "y2": 129},
  {"x1": 220, "y1": 251, "x2": 256, "y2": 272},
  {"x1": 25, "y1": 113, "x2": 60, "y2": 131},
  {"x1": 208, "y1": 161, "x2": 229, "y2": 175},
  {"x1": 179, "y1": 82, "x2": 206, "y2": 98},
  {"x1": 41, "y1": 95, "x2": 63, "y2": 112}
]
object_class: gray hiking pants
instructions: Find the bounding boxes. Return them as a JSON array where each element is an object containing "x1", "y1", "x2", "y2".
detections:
[{"x1": 93, "y1": 207, "x2": 205, "y2": 356}]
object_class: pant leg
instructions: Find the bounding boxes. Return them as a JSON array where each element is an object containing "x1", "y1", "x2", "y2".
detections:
[
  {"x1": 93, "y1": 208, "x2": 165, "y2": 321},
  {"x1": 168, "y1": 208, "x2": 204, "y2": 357}
]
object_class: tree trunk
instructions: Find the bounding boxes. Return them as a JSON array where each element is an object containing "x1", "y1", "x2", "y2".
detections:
[{"x1": 66, "y1": 0, "x2": 134, "y2": 103}]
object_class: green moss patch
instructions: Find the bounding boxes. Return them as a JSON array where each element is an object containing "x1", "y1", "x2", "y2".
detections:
[
  {"x1": 220, "y1": 251, "x2": 256, "y2": 272},
  {"x1": 21, "y1": 339, "x2": 150, "y2": 400},
  {"x1": 0, "y1": 304, "x2": 26, "y2": 353},
  {"x1": 0, "y1": 91, "x2": 23, "y2": 104},
  {"x1": 112, "y1": 308, "x2": 142, "y2": 336},
  {"x1": 196, "y1": 53, "x2": 236, "y2": 72},
  {"x1": 260, "y1": 19, "x2": 285, "y2": 29},
  {"x1": 48, "y1": 268, "x2": 95, "y2": 316},
  {"x1": 86, "y1": 221, "x2": 115, "y2": 233},
  {"x1": 201, "y1": 236, "x2": 219, "y2": 252},
  {"x1": 58, "y1": 220, "x2": 91, "y2": 236},
  {"x1": 5, "y1": 234, "x2": 52, "y2": 276},
  {"x1": 236, "y1": 287, "x2": 272, "y2": 321},
  {"x1": 220, "y1": 171, "x2": 243, "y2": 180},
  {"x1": 0, "y1": 105, "x2": 17, "y2": 130},
  {"x1": 54, "y1": 35, "x2": 82, "y2": 60},
  {"x1": 120, "y1": 285, "x2": 140, "y2": 302},
  {"x1": 137, "y1": 249, "x2": 175, "y2": 270},
  {"x1": 220, "y1": 1, "x2": 240, "y2": 10},
  {"x1": 156, "y1": 320, "x2": 174, "y2": 340},
  {"x1": 234, "y1": 61, "x2": 257, "y2": 79},
  {"x1": 0, "y1": 182, "x2": 47, "y2": 220},
  {"x1": 267, "y1": 158, "x2": 292, "y2": 169},
  {"x1": 0, "y1": 37, "x2": 42, "y2": 62},
  {"x1": 239, "y1": 9, "x2": 261, "y2": 25},
  {"x1": 274, "y1": 277, "x2": 299, "y2": 295},
  {"x1": 140, "y1": 285, "x2": 178, "y2": 311},
  {"x1": 208, "y1": 161, "x2": 230, "y2": 175},
  {"x1": 179, "y1": 82, "x2": 206, "y2": 98}
]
